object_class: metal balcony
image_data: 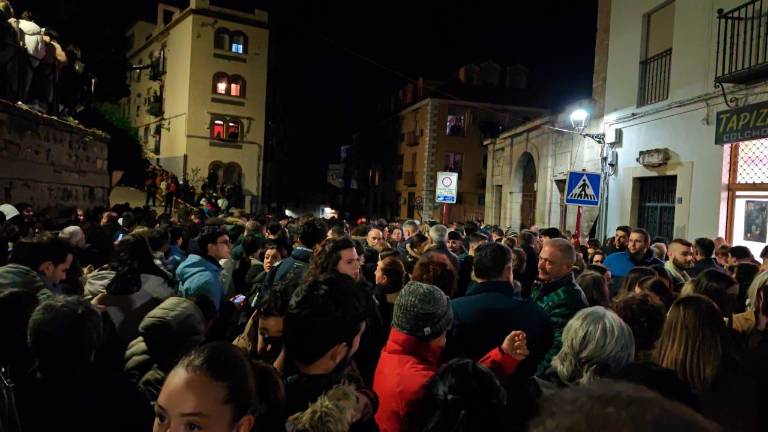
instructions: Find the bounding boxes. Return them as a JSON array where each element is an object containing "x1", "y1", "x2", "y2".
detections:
[
  {"x1": 638, "y1": 48, "x2": 672, "y2": 107},
  {"x1": 716, "y1": 0, "x2": 768, "y2": 84}
]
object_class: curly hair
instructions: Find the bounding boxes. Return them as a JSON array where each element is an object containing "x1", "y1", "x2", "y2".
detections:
[
  {"x1": 412, "y1": 252, "x2": 458, "y2": 297},
  {"x1": 306, "y1": 237, "x2": 356, "y2": 280}
]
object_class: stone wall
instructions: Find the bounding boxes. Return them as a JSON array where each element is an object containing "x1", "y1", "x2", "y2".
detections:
[{"x1": 0, "y1": 100, "x2": 110, "y2": 210}]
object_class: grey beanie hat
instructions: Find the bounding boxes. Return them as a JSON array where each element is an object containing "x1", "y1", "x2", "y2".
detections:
[{"x1": 393, "y1": 281, "x2": 453, "y2": 340}]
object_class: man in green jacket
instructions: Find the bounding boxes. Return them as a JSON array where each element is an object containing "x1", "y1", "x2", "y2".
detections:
[{"x1": 531, "y1": 238, "x2": 587, "y2": 376}]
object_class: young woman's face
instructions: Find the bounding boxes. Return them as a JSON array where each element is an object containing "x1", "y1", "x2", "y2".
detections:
[
  {"x1": 337, "y1": 248, "x2": 361, "y2": 280},
  {"x1": 391, "y1": 229, "x2": 403, "y2": 242},
  {"x1": 154, "y1": 368, "x2": 253, "y2": 432},
  {"x1": 263, "y1": 248, "x2": 281, "y2": 272}
]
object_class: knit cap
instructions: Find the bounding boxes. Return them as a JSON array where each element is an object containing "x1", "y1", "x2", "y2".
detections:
[{"x1": 393, "y1": 281, "x2": 453, "y2": 340}]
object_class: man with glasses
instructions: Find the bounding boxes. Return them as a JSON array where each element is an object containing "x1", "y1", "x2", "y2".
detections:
[{"x1": 177, "y1": 226, "x2": 231, "y2": 310}]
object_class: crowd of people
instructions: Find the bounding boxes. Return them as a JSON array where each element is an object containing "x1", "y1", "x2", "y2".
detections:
[
  {"x1": 1, "y1": 198, "x2": 768, "y2": 431},
  {"x1": 144, "y1": 166, "x2": 246, "y2": 217}
]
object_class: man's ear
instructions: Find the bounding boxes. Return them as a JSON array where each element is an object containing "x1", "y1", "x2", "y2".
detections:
[
  {"x1": 328, "y1": 342, "x2": 349, "y2": 365},
  {"x1": 38, "y1": 261, "x2": 53, "y2": 276}
]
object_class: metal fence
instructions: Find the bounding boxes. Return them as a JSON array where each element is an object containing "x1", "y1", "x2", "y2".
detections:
[
  {"x1": 638, "y1": 48, "x2": 672, "y2": 106},
  {"x1": 716, "y1": 0, "x2": 768, "y2": 84}
]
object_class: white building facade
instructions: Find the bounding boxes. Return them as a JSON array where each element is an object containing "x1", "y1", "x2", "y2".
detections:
[{"x1": 599, "y1": 0, "x2": 768, "y2": 256}]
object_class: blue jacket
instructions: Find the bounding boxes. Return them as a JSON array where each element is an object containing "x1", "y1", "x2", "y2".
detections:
[
  {"x1": 165, "y1": 245, "x2": 187, "y2": 273},
  {"x1": 446, "y1": 280, "x2": 554, "y2": 378},
  {"x1": 603, "y1": 249, "x2": 664, "y2": 277},
  {"x1": 176, "y1": 254, "x2": 224, "y2": 310}
]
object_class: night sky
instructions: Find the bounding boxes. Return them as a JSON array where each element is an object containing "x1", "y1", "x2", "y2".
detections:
[{"x1": 13, "y1": 0, "x2": 598, "y2": 203}]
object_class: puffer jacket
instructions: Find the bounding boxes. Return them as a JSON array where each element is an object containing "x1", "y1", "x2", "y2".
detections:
[
  {"x1": 531, "y1": 273, "x2": 588, "y2": 376},
  {"x1": 374, "y1": 328, "x2": 520, "y2": 432},
  {"x1": 86, "y1": 268, "x2": 175, "y2": 344},
  {"x1": 124, "y1": 297, "x2": 207, "y2": 402}
]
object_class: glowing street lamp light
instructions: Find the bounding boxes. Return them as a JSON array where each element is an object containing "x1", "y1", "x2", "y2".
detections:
[{"x1": 570, "y1": 109, "x2": 589, "y2": 133}]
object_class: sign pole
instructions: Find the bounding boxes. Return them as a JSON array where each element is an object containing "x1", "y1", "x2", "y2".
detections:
[
  {"x1": 442, "y1": 203, "x2": 450, "y2": 224},
  {"x1": 575, "y1": 205, "x2": 583, "y2": 245}
]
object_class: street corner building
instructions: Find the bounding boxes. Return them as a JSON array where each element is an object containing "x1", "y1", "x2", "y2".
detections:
[
  {"x1": 122, "y1": 0, "x2": 268, "y2": 212},
  {"x1": 486, "y1": 0, "x2": 768, "y2": 256}
]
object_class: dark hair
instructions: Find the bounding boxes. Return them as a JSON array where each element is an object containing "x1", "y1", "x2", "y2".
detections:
[
  {"x1": 693, "y1": 238, "x2": 715, "y2": 258},
  {"x1": 616, "y1": 225, "x2": 632, "y2": 236},
  {"x1": 299, "y1": 218, "x2": 328, "y2": 249},
  {"x1": 412, "y1": 253, "x2": 458, "y2": 297},
  {"x1": 174, "y1": 342, "x2": 258, "y2": 422},
  {"x1": 637, "y1": 276, "x2": 676, "y2": 310},
  {"x1": 107, "y1": 234, "x2": 171, "y2": 294},
  {"x1": 10, "y1": 233, "x2": 72, "y2": 270},
  {"x1": 283, "y1": 274, "x2": 368, "y2": 365},
  {"x1": 169, "y1": 226, "x2": 184, "y2": 244},
  {"x1": 410, "y1": 359, "x2": 508, "y2": 432},
  {"x1": 611, "y1": 293, "x2": 666, "y2": 354},
  {"x1": 254, "y1": 282, "x2": 293, "y2": 318},
  {"x1": 378, "y1": 255, "x2": 405, "y2": 295},
  {"x1": 689, "y1": 269, "x2": 738, "y2": 317},
  {"x1": 586, "y1": 263, "x2": 608, "y2": 275},
  {"x1": 620, "y1": 267, "x2": 656, "y2": 296},
  {"x1": 307, "y1": 237, "x2": 356, "y2": 280},
  {"x1": 541, "y1": 227, "x2": 563, "y2": 239},
  {"x1": 511, "y1": 247, "x2": 527, "y2": 275},
  {"x1": 729, "y1": 245, "x2": 753, "y2": 261},
  {"x1": 652, "y1": 237, "x2": 668, "y2": 246},
  {"x1": 760, "y1": 244, "x2": 768, "y2": 260},
  {"x1": 473, "y1": 242, "x2": 512, "y2": 280},
  {"x1": 491, "y1": 227, "x2": 505, "y2": 238},
  {"x1": 266, "y1": 222, "x2": 282, "y2": 236},
  {"x1": 715, "y1": 244, "x2": 731, "y2": 258},
  {"x1": 447, "y1": 230, "x2": 463, "y2": 241},
  {"x1": 197, "y1": 226, "x2": 229, "y2": 255},
  {"x1": 587, "y1": 239, "x2": 601, "y2": 249},
  {"x1": 733, "y1": 262, "x2": 760, "y2": 313},
  {"x1": 28, "y1": 296, "x2": 102, "y2": 374},
  {"x1": 518, "y1": 230, "x2": 536, "y2": 247},
  {"x1": 468, "y1": 232, "x2": 489, "y2": 245},
  {"x1": 577, "y1": 271, "x2": 609, "y2": 307},
  {"x1": 410, "y1": 233, "x2": 429, "y2": 250},
  {"x1": 329, "y1": 224, "x2": 347, "y2": 238},
  {"x1": 148, "y1": 227, "x2": 170, "y2": 252},
  {"x1": 464, "y1": 221, "x2": 479, "y2": 236},
  {"x1": 669, "y1": 238, "x2": 692, "y2": 249},
  {"x1": 242, "y1": 235, "x2": 263, "y2": 258},
  {"x1": 630, "y1": 228, "x2": 651, "y2": 244}
]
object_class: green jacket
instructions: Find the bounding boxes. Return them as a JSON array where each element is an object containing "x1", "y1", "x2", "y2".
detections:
[
  {"x1": 530, "y1": 273, "x2": 587, "y2": 376},
  {"x1": 0, "y1": 263, "x2": 55, "y2": 302}
]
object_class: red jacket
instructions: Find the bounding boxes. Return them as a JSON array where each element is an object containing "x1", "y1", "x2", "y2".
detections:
[{"x1": 373, "y1": 328, "x2": 519, "y2": 432}]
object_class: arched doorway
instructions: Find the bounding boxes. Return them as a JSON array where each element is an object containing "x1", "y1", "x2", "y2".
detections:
[
  {"x1": 222, "y1": 162, "x2": 242, "y2": 185},
  {"x1": 519, "y1": 152, "x2": 537, "y2": 228}
]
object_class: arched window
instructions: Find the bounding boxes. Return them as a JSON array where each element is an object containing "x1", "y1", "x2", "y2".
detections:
[
  {"x1": 226, "y1": 119, "x2": 242, "y2": 141},
  {"x1": 229, "y1": 75, "x2": 245, "y2": 97},
  {"x1": 211, "y1": 118, "x2": 226, "y2": 139},
  {"x1": 212, "y1": 72, "x2": 229, "y2": 95},
  {"x1": 231, "y1": 32, "x2": 247, "y2": 54},
  {"x1": 214, "y1": 28, "x2": 230, "y2": 50}
]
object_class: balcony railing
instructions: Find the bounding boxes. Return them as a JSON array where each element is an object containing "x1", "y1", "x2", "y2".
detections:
[
  {"x1": 638, "y1": 48, "x2": 672, "y2": 107},
  {"x1": 403, "y1": 171, "x2": 417, "y2": 187},
  {"x1": 716, "y1": 0, "x2": 768, "y2": 84}
]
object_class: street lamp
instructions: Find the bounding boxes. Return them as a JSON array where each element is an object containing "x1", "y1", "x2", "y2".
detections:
[{"x1": 569, "y1": 109, "x2": 605, "y2": 145}]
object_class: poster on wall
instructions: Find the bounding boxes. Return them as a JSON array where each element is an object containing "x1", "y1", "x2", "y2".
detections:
[{"x1": 744, "y1": 200, "x2": 768, "y2": 243}]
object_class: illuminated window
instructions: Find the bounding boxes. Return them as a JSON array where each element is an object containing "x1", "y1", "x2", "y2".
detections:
[
  {"x1": 213, "y1": 73, "x2": 228, "y2": 95},
  {"x1": 212, "y1": 119, "x2": 225, "y2": 139},
  {"x1": 230, "y1": 75, "x2": 244, "y2": 97},
  {"x1": 231, "y1": 32, "x2": 246, "y2": 54},
  {"x1": 227, "y1": 120, "x2": 241, "y2": 140},
  {"x1": 446, "y1": 115, "x2": 465, "y2": 136}
]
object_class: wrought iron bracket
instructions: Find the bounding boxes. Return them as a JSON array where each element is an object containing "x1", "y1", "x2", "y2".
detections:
[
  {"x1": 715, "y1": 82, "x2": 739, "y2": 108},
  {"x1": 583, "y1": 133, "x2": 606, "y2": 145}
]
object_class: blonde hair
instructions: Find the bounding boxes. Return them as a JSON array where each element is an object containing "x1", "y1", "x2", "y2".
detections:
[{"x1": 746, "y1": 270, "x2": 768, "y2": 310}]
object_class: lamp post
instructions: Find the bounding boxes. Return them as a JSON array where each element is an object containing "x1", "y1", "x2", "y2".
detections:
[{"x1": 568, "y1": 109, "x2": 609, "y2": 242}]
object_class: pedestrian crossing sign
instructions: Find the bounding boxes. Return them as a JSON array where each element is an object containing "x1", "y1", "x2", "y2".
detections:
[{"x1": 565, "y1": 171, "x2": 601, "y2": 207}]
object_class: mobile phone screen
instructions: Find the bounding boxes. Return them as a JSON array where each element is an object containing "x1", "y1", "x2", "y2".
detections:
[{"x1": 232, "y1": 294, "x2": 246, "y2": 305}]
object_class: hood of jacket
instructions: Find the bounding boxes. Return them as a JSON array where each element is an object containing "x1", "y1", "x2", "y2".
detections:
[
  {"x1": 177, "y1": 254, "x2": 221, "y2": 284},
  {"x1": 0, "y1": 263, "x2": 48, "y2": 294}
]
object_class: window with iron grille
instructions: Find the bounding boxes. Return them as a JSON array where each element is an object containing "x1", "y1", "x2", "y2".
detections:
[
  {"x1": 636, "y1": 176, "x2": 677, "y2": 242},
  {"x1": 638, "y1": 1, "x2": 674, "y2": 106},
  {"x1": 727, "y1": 139, "x2": 768, "y2": 253},
  {"x1": 734, "y1": 139, "x2": 768, "y2": 184}
]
